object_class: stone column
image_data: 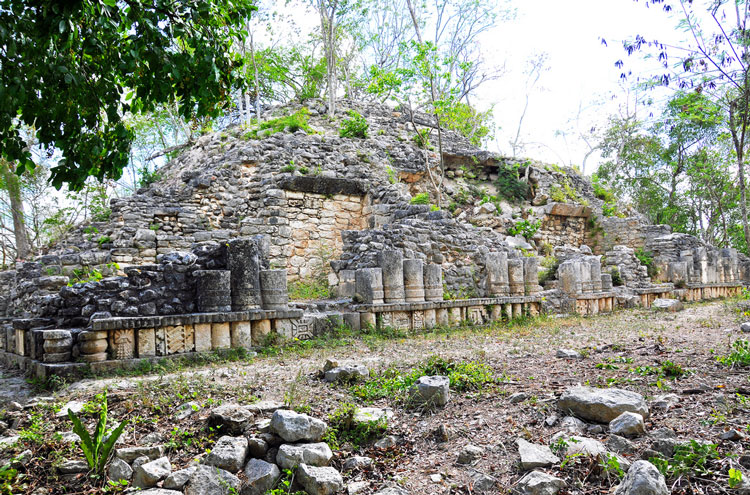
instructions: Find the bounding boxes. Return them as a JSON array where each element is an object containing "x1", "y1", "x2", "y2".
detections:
[
  {"x1": 355, "y1": 268, "x2": 384, "y2": 304},
  {"x1": 507, "y1": 259, "x2": 524, "y2": 296},
  {"x1": 43, "y1": 330, "x2": 72, "y2": 363},
  {"x1": 601, "y1": 273, "x2": 613, "y2": 291},
  {"x1": 336, "y1": 270, "x2": 356, "y2": 298},
  {"x1": 579, "y1": 261, "x2": 593, "y2": 293},
  {"x1": 486, "y1": 252, "x2": 509, "y2": 296},
  {"x1": 260, "y1": 269, "x2": 289, "y2": 310},
  {"x1": 523, "y1": 257, "x2": 541, "y2": 295},
  {"x1": 589, "y1": 257, "x2": 602, "y2": 292},
  {"x1": 379, "y1": 249, "x2": 405, "y2": 303},
  {"x1": 558, "y1": 261, "x2": 580, "y2": 297},
  {"x1": 195, "y1": 270, "x2": 232, "y2": 312},
  {"x1": 78, "y1": 330, "x2": 108, "y2": 362},
  {"x1": 423, "y1": 264, "x2": 443, "y2": 302},
  {"x1": 228, "y1": 237, "x2": 262, "y2": 310},
  {"x1": 403, "y1": 259, "x2": 426, "y2": 302}
]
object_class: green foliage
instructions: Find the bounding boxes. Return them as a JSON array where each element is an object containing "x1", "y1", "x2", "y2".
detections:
[
  {"x1": 339, "y1": 110, "x2": 369, "y2": 139},
  {"x1": 288, "y1": 279, "x2": 330, "y2": 301},
  {"x1": 410, "y1": 192, "x2": 430, "y2": 205},
  {"x1": 495, "y1": 162, "x2": 529, "y2": 202},
  {"x1": 717, "y1": 339, "x2": 750, "y2": 367},
  {"x1": 635, "y1": 248, "x2": 659, "y2": 278},
  {"x1": 266, "y1": 468, "x2": 306, "y2": 495},
  {"x1": 649, "y1": 440, "x2": 721, "y2": 479},
  {"x1": 281, "y1": 163, "x2": 296, "y2": 173},
  {"x1": 323, "y1": 403, "x2": 387, "y2": 451},
  {"x1": 68, "y1": 392, "x2": 129, "y2": 474},
  {"x1": 349, "y1": 355, "x2": 497, "y2": 402},
  {"x1": 610, "y1": 267, "x2": 623, "y2": 286},
  {"x1": 0, "y1": 458, "x2": 24, "y2": 495},
  {"x1": 729, "y1": 468, "x2": 744, "y2": 489},
  {"x1": 97, "y1": 235, "x2": 112, "y2": 246},
  {"x1": 440, "y1": 101, "x2": 493, "y2": 146},
  {"x1": 508, "y1": 219, "x2": 541, "y2": 240},
  {"x1": 599, "y1": 453, "x2": 625, "y2": 479},
  {"x1": 412, "y1": 129, "x2": 432, "y2": 149},
  {"x1": 137, "y1": 166, "x2": 163, "y2": 189},
  {"x1": 18, "y1": 411, "x2": 45, "y2": 445},
  {"x1": 246, "y1": 108, "x2": 313, "y2": 139},
  {"x1": 0, "y1": 0, "x2": 256, "y2": 190},
  {"x1": 548, "y1": 178, "x2": 586, "y2": 205}
]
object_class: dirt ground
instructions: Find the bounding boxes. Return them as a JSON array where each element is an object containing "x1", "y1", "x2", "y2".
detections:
[{"x1": 2, "y1": 300, "x2": 750, "y2": 494}]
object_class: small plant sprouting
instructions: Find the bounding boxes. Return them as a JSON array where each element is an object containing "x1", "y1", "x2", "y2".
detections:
[
  {"x1": 410, "y1": 192, "x2": 430, "y2": 205},
  {"x1": 339, "y1": 110, "x2": 368, "y2": 139},
  {"x1": 68, "y1": 392, "x2": 129, "y2": 474}
]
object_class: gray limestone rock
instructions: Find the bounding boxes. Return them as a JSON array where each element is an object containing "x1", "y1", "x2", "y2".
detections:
[
  {"x1": 115, "y1": 445, "x2": 165, "y2": 463},
  {"x1": 558, "y1": 386, "x2": 649, "y2": 423},
  {"x1": 342, "y1": 456, "x2": 373, "y2": 471},
  {"x1": 741, "y1": 322, "x2": 750, "y2": 333},
  {"x1": 208, "y1": 404, "x2": 254, "y2": 435},
  {"x1": 556, "y1": 349, "x2": 582, "y2": 359},
  {"x1": 651, "y1": 298, "x2": 683, "y2": 312},
  {"x1": 276, "y1": 442, "x2": 333, "y2": 470},
  {"x1": 58, "y1": 459, "x2": 89, "y2": 474},
  {"x1": 107, "y1": 457, "x2": 133, "y2": 482},
  {"x1": 297, "y1": 464, "x2": 344, "y2": 495},
  {"x1": 517, "y1": 438, "x2": 560, "y2": 470},
  {"x1": 270, "y1": 410, "x2": 327, "y2": 442},
  {"x1": 324, "y1": 365, "x2": 370, "y2": 383},
  {"x1": 204, "y1": 435, "x2": 248, "y2": 473},
  {"x1": 515, "y1": 471, "x2": 565, "y2": 495},
  {"x1": 457, "y1": 444, "x2": 484, "y2": 464},
  {"x1": 246, "y1": 436, "x2": 269, "y2": 458},
  {"x1": 133, "y1": 456, "x2": 171, "y2": 489},
  {"x1": 185, "y1": 464, "x2": 241, "y2": 495},
  {"x1": 614, "y1": 460, "x2": 668, "y2": 495},
  {"x1": 163, "y1": 466, "x2": 197, "y2": 490},
  {"x1": 609, "y1": 412, "x2": 646, "y2": 438},
  {"x1": 607, "y1": 435, "x2": 637, "y2": 454},
  {"x1": 241, "y1": 459, "x2": 281, "y2": 495},
  {"x1": 409, "y1": 375, "x2": 450, "y2": 407}
]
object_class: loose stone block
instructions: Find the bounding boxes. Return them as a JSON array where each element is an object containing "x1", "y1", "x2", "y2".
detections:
[
  {"x1": 486, "y1": 252, "x2": 510, "y2": 296},
  {"x1": 274, "y1": 319, "x2": 295, "y2": 339},
  {"x1": 379, "y1": 249, "x2": 405, "y2": 303},
  {"x1": 14, "y1": 329, "x2": 24, "y2": 356},
  {"x1": 424, "y1": 309, "x2": 437, "y2": 328},
  {"x1": 589, "y1": 258, "x2": 602, "y2": 292},
  {"x1": 523, "y1": 257, "x2": 541, "y2": 294},
  {"x1": 212, "y1": 322, "x2": 231, "y2": 349},
  {"x1": 231, "y1": 321, "x2": 252, "y2": 349},
  {"x1": 359, "y1": 312, "x2": 376, "y2": 330},
  {"x1": 436, "y1": 308, "x2": 449, "y2": 326},
  {"x1": 137, "y1": 328, "x2": 156, "y2": 357},
  {"x1": 558, "y1": 261, "x2": 581, "y2": 296},
  {"x1": 343, "y1": 312, "x2": 361, "y2": 331},
  {"x1": 251, "y1": 319, "x2": 271, "y2": 346},
  {"x1": 412, "y1": 311, "x2": 425, "y2": 330},
  {"x1": 194, "y1": 323, "x2": 212, "y2": 352},
  {"x1": 448, "y1": 307, "x2": 462, "y2": 325},
  {"x1": 194, "y1": 270, "x2": 232, "y2": 312},
  {"x1": 79, "y1": 330, "x2": 107, "y2": 359},
  {"x1": 109, "y1": 329, "x2": 135, "y2": 360},
  {"x1": 260, "y1": 269, "x2": 288, "y2": 310},
  {"x1": 580, "y1": 261, "x2": 593, "y2": 293},
  {"x1": 601, "y1": 273, "x2": 613, "y2": 291},
  {"x1": 228, "y1": 237, "x2": 262, "y2": 310},
  {"x1": 355, "y1": 268, "x2": 384, "y2": 304},
  {"x1": 403, "y1": 259, "x2": 426, "y2": 302},
  {"x1": 507, "y1": 259, "x2": 525, "y2": 296},
  {"x1": 423, "y1": 264, "x2": 443, "y2": 301}
]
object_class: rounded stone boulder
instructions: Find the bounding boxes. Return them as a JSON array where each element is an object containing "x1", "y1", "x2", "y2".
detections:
[
  {"x1": 409, "y1": 375, "x2": 450, "y2": 407},
  {"x1": 276, "y1": 442, "x2": 332, "y2": 470},
  {"x1": 614, "y1": 460, "x2": 668, "y2": 495},
  {"x1": 558, "y1": 386, "x2": 648, "y2": 423},
  {"x1": 609, "y1": 411, "x2": 646, "y2": 438},
  {"x1": 270, "y1": 410, "x2": 327, "y2": 443}
]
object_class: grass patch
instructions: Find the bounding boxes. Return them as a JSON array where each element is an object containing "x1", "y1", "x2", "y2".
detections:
[
  {"x1": 245, "y1": 108, "x2": 313, "y2": 139},
  {"x1": 323, "y1": 403, "x2": 387, "y2": 450},
  {"x1": 288, "y1": 278, "x2": 331, "y2": 300},
  {"x1": 349, "y1": 355, "x2": 499, "y2": 403}
]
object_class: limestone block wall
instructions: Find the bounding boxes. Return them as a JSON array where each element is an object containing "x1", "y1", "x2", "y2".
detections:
[{"x1": 539, "y1": 215, "x2": 588, "y2": 248}]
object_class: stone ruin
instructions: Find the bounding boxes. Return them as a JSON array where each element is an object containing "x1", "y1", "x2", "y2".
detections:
[{"x1": 0, "y1": 99, "x2": 746, "y2": 376}]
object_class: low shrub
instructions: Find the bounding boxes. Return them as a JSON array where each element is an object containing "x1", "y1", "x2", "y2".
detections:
[{"x1": 339, "y1": 110, "x2": 368, "y2": 139}]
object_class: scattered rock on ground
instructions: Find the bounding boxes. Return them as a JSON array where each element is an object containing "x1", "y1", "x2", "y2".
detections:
[
  {"x1": 270, "y1": 410, "x2": 327, "y2": 442},
  {"x1": 133, "y1": 456, "x2": 171, "y2": 489},
  {"x1": 609, "y1": 412, "x2": 646, "y2": 437},
  {"x1": 107, "y1": 457, "x2": 133, "y2": 482},
  {"x1": 409, "y1": 375, "x2": 450, "y2": 407},
  {"x1": 558, "y1": 386, "x2": 649, "y2": 423},
  {"x1": 651, "y1": 394, "x2": 680, "y2": 410},
  {"x1": 55, "y1": 401, "x2": 85, "y2": 418},
  {"x1": 556, "y1": 349, "x2": 582, "y2": 359},
  {"x1": 343, "y1": 456, "x2": 373, "y2": 471},
  {"x1": 375, "y1": 435, "x2": 398, "y2": 449},
  {"x1": 607, "y1": 435, "x2": 637, "y2": 454},
  {"x1": 741, "y1": 322, "x2": 750, "y2": 333},
  {"x1": 508, "y1": 392, "x2": 527, "y2": 404},
  {"x1": 247, "y1": 436, "x2": 269, "y2": 458},
  {"x1": 516, "y1": 470, "x2": 566, "y2": 495},
  {"x1": 353, "y1": 407, "x2": 392, "y2": 424},
  {"x1": 276, "y1": 442, "x2": 333, "y2": 469},
  {"x1": 241, "y1": 458, "x2": 281, "y2": 495},
  {"x1": 297, "y1": 463, "x2": 344, "y2": 495},
  {"x1": 457, "y1": 444, "x2": 484, "y2": 464},
  {"x1": 324, "y1": 365, "x2": 369, "y2": 383},
  {"x1": 208, "y1": 404, "x2": 254, "y2": 435},
  {"x1": 115, "y1": 445, "x2": 165, "y2": 463},
  {"x1": 58, "y1": 459, "x2": 89, "y2": 474},
  {"x1": 185, "y1": 464, "x2": 241, "y2": 495},
  {"x1": 517, "y1": 438, "x2": 560, "y2": 469},
  {"x1": 164, "y1": 467, "x2": 197, "y2": 490},
  {"x1": 614, "y1": 460, "x2": 668, "y2": 495},
  {"x1": 560, "y1": 416, "x2": 587, "y2": 434},
  {"x1": 651, "y1": 298, "x2": 683, "y2": 312},
  {"x1": 204, "y1": 435, "x2": 249, "y2": 472}
]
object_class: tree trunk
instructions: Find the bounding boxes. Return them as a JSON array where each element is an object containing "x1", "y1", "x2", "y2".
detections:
[
  {"x1": 0, "y1": 159, "x2": 30, "y2": 260},
  {"x1": 730, "y1": 99, "x2": 750, "y2": 252},
  {"x1": 249, "y1": 31, "x2": 261, "y2": 126}
]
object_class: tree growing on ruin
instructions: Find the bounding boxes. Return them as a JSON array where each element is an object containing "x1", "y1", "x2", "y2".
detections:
[{"x1": 0, "y1": 0, "x2": 256, "y2": 191}]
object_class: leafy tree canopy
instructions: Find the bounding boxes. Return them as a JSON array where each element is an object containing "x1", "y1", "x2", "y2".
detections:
[{"x1": 0, "y1": 0, "x2": 256, "y2": 190}]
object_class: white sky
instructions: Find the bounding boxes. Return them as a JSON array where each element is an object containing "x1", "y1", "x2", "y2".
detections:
[{"x1": 481, "y1": 0, "x2": 688, "y2": 173}]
